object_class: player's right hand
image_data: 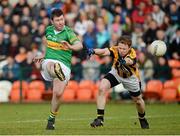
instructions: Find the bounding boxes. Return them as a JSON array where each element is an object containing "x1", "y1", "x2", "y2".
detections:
[{"x1": 33, "y1": 56, "x2": 44, "y2": 63}]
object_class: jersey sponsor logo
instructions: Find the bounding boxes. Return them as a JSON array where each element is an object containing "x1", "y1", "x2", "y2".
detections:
[{"x1": 46, "y1": 35, "x2": 59, "y2": 42}]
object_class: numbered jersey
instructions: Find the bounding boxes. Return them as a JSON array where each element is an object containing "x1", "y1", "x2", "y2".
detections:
[
  {"x1": 109, "y1": 46, "x2": 140, "y2": 79},
  {"x1": 45, "y1": 25, "x2": 80, "y2": 68}
]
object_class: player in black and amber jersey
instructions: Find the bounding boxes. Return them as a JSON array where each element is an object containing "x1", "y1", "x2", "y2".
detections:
[
  {"x1": 88, "y1": 36, "x2": 149, "y2": 129},
  {"x1": 109, "y1": 44, "x2": 140, "y2": 79}
]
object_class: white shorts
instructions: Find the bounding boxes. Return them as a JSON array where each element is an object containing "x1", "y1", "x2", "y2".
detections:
[
  {"x1": 40, "y1": 59, "x2": 71, "y2": 83},
  {"x1": 108, "y1": 68, "x2": 140, "y2": 93}
]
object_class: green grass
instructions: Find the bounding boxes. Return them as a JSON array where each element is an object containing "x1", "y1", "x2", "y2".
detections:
[{"x1": 0, "y1": 102, "x2": 180, "y2": 135}]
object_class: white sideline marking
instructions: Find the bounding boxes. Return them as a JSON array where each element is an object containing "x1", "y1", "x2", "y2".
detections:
[{"x1": 0, "y1": 115, "x2": 179, "y2": 124}]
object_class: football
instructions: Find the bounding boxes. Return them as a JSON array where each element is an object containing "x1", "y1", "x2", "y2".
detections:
[{"x1": 149, "y1": 40, "x2": 167, "y2": 56}]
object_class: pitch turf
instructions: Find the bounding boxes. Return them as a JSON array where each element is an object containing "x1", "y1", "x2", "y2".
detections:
[{"x1": 0, "y1": 102, "x2": 180, "y2": 135}]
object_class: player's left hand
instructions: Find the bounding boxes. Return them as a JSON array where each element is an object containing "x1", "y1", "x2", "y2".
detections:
[{"x1": 61, "y1": 41, "x2": 72, "y2": 50}]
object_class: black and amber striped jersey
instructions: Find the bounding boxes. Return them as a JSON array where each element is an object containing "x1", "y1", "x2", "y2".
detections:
[{"x1": 109, "y1": 46, "x2": 140, "y2": 79}]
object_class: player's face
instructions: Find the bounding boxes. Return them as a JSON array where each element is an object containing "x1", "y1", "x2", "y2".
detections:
[
  {"x1": 117, "y1": 43, "x2": 131, "y2": 57},
  {"x1": 51, "y1": 15, "x2": 65, "y2": 31}
]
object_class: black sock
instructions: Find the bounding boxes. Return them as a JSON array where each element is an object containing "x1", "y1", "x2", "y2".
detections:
[
  {"x1": 138, "y1": 112, "x2": 145, "y2": 119},
  {"x1": 97, "y1": 109, "x2": 104, "y2": 121}
]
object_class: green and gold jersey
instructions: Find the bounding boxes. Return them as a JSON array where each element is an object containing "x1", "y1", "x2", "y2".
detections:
[
  {"x1": 109, "y1": 46, "x2": 140, "y2": 79},
  {"x1": 45, "y1": 25, "x2": 80, "y2": 68}
]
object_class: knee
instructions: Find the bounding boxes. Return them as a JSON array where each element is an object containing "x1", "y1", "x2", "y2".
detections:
[
  {"x1": 53, "y1": 91, "x2": 63, "y2": 99},
  {"x1": 133, "y1": 97, "x2": 143, "y2": 106},
  {"x1": 98, "y1": 85, "x2": 107, "y2": 96}
]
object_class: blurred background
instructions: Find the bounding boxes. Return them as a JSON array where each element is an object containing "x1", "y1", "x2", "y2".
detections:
[{"x1": 0, "y1": 0, "x2": 179, "y2": 103}]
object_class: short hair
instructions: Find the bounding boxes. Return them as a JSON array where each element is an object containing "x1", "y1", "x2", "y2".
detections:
[
  {"x1": 50, "y1": 9, "x2": 64, "y2": 20},
  {"x1": 117, "y1": 36, "x2": 132, "y2": 47}
]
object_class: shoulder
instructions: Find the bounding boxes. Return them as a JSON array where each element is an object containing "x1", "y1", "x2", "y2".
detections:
[
  {"x1": 64, "y1": 26, "x2": 74, "y2": 32},
  {"x1": 45, "y1": 25, "x2": 54, "y2": 34},
  {"x1": 127, "y1": 48, "x2": 136, "y2": 59},
  {"x1": 46, "y1": 25, "x2": 54, "y2": 31},
  {"x1": 109, "y1": 46, "x2": 118, "y2": 58},
  {"x1": 109, "y1": 46, "x2": 118, "y2": 53}
]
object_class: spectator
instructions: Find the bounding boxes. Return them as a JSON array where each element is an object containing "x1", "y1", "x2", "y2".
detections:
[
  {"x1": 63, "y1": 0, "x2": 76, "y2": 14},
  {"x1": 85, "y1": 4, "x2": 98, "y2": 22},
  {"x1": 0, "y1": 32, "x2": 7, "y2": 56},
  {"x1": 20, "y1": 51, "x2": 33, "y2": 81},
  {"x1": 100, "y1": 56, "x2": 112, "y2": 78},
  {"x1": 11, "y1": 14, "x2": 21, "y2": 33},
  {"x1": 138, "y1": 51, "x2": 154, "y2": 90},
  {"x1": 37, "y1": 8, "x2": 48, "y2": 24},
  {"x1": 15, "y1": 46, "x2": 27, "y2": 64},
  {"x1": 143, "y1": 20, "x2": 158, "y2": 44},
  {"x1": 131, "y1": 2, "x2": 146, "y2": 24},
  {"x1": 12, "y1": 0, "x2": 31, "y2": 16},
  {"x1": 21, "y1": 6, "x2": 32, "y2": 25},
  {"x1": 33, "y1": 23, "x2": 45, "y2": 46},
  {"x1": 3, "y1": 23, "x2": 11, "y2": 54},
  {"x1": 96, "y1": 16, "x2": 110, "y2": 48},
  {"x1": 122, "y1": 16, "x2": 133, "y2": 35},
  {"x1": 42, "y1": 16, "x2": 50, "y2": 27},
  {"x1": 83, "y1": 20, "x2": 97, "y2": 49},
  {"x1": 124, "y1": 0, "x2": 134, "y2": 16},
  {"x1": 2, "y1": 56, "x2": 20, "y2": 82},
  {"x1": 2, "y1": 7, "x2": 11, "y2": 23},
  {"x1": 151, "y1": 4, "x2": 165, "y2": 27},
  {"x1": 108, "y1": 14, "x2": 122, "y2": 37},
  {"x1": 169, "y1": 2, "x2": 180, "y2": 25},
  {"x1": 160, "y1": 0, "x2": 170, "y2": 14},
  {"x1": 163, "y1": 15, "x2": 179, "y2": 43},
  {"x1": 113, "y1": 4, "x2": 126, "y2": 24},
  {"x1": 153, "y1": 57, "x2": 171, "y2": 82},
  {"x1": 32, "y1": 0, "x2": 46, "y2": 20},
  {"x1": 100, "y1": 7, "x2": 114, "y2": 26},
  {"x1": 82, "y1": 56, "x2": 100, "y2": 81},
  {"x1": 132, "y1": 23, "x2": 144, "y2": 48},
  {"x1": 74, "y1": 11, "x2": 89, "y2": 36},
  {"x1": 19, "y1": 24, "x2": 32, "y2": 50},
  {"x1": 30, "y1": 20, "x2": 38, "y2": 35},
  {"x1": 168, "y1": 27, "x2": 180, "y2": 60},
  {"x1": 8, "y1": 33, "x2": 20, "y2": 57},
  {"x1": 71, "y1": 56, "x2": 82, "y2": 81},
  {"x1": 46, "y1": 0, "x2": 64, "y2": 17},
  {"x1": 109, "y1": 33, "x2": 119, "y2": 47},
  {"x1": 0, "y1": 17, "x2": 4, "y2": 32}
]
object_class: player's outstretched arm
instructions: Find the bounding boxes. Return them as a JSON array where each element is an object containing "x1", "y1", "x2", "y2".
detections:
[
  {"x1": 87, "y1": 48, "x2": 110, "y2": 57},
  {"x1": 94, "y1": 48, "x2": 110, "y2": 56}
]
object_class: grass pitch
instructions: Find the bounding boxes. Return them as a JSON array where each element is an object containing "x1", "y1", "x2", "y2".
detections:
[{"x1": 0, "y1": 102, "x2": 180, "y2": 135}]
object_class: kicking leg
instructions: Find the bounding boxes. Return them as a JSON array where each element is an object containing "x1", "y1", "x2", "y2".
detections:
[{"x1": 46, "y1": 62, "x2": 65, "y2": 81}]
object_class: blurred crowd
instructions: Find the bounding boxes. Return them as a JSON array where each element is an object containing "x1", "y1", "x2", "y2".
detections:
[{"x1": 0, "y1": 0, "x2": 179, "y2": 91}]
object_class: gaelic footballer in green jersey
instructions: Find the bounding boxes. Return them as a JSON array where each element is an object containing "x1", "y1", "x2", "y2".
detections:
[{"x1": 33, "y1": 9, "x2": 83, "y2": 130}]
